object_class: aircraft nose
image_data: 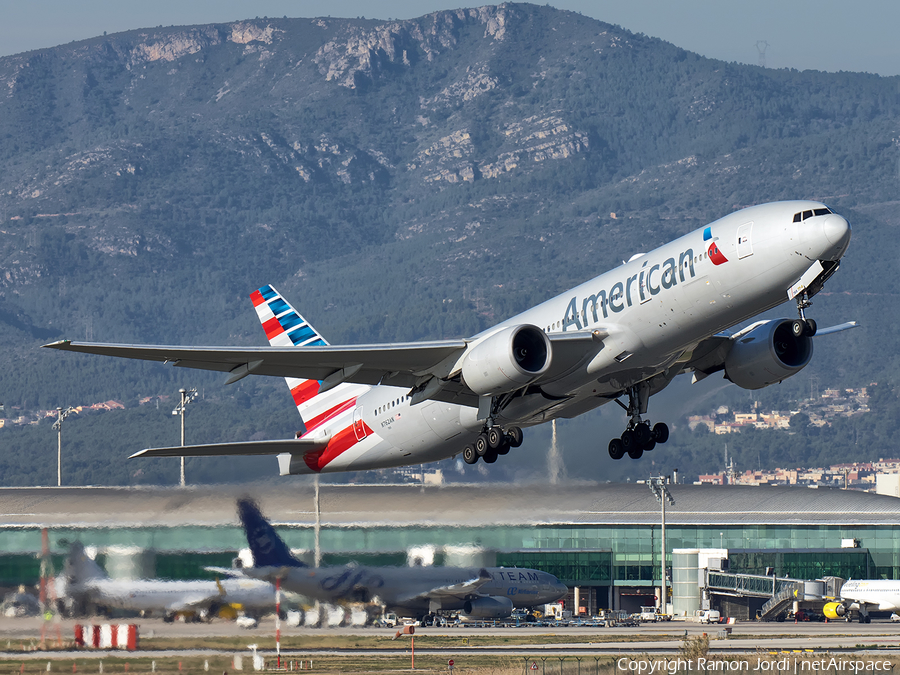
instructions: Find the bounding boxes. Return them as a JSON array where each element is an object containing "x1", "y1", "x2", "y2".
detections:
[
  {"x1": 821, "y1": 215, "x2": 851, "y2": 260},
  {"x1": 824, "y1": 215, "x2": 850, "y2": 246},
  {"x1": 554, "y1": 580, "x2": 568, "y2": 598}
]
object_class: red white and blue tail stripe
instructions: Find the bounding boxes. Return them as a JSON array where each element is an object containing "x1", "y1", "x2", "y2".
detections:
[{"x1": 250, "y1": 285, "x2": 372, "y2": 472}]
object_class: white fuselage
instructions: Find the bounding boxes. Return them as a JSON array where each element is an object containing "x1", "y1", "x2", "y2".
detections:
[
  {"x1": 66, "y1": 576, "x2": 276, "y2": 616},
  {"x1": 287, "y1": 200, "x2": 850, "y2": 474},
  {"x1": 841, "y1": 580, "x2": 900, "y2": 612}
]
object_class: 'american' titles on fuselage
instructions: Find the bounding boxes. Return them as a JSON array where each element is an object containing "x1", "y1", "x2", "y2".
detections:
[{"x1": 564, "y1": 246, "x2": 699, "y2": 330}]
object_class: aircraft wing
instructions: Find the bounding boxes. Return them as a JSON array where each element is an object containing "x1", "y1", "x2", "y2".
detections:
[
  {"x1": 204, "y1": 566, "x2": 250, "y2": 578},
  {"x1": 43, "y1": 339, "x2": 468, "y2": 384},
  {"x1": 164, "y1": 593, "x2": 219, "y2": 612},
  {"x1": 43, "y1": 331, "x2": 603, "y2": 407},
  {"x1": 393, "y1": 569, "x2": 493, "y2": 605},
  {"x1": 129, "y1": 438, "x2": 328, "y2": 459}
]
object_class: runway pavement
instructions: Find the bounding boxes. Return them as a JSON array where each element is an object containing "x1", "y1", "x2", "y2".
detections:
[{"x1": 2, "y1": 616, "x2": 900, "y2": 658}]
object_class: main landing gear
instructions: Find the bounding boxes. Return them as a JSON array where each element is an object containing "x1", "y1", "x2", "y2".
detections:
[
  {"x1": 462, "y1": 426, "x2": 523, "y2": 465},
  {"x1": 792, "y1": 291, "x2": 818, "y2": 337},
  {"x1": 608, "y1": 383, "x2": 670, "y2": 460}
]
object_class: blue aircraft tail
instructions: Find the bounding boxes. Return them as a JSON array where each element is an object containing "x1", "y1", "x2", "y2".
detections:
[{"x1": 237, "y1": 498, "x2": 306, "y2": 569}]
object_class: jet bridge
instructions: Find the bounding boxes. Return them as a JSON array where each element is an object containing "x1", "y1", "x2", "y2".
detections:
[
  {"x1": 706, "y1": 571, "x2": 798, "y2": 599},
  {"x1": 705, "y1": 571, "x2": 841, "y2": 621}
]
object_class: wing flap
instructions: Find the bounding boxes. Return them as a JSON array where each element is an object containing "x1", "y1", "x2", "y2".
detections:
[{"x1": 129, "y1": 438, "x2": 329, "y2": 459}]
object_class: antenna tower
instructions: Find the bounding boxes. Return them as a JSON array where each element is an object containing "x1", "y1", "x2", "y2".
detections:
[
  {"x1": 724, "y1": 443, "x2": 736, "y2": 485},
  {"x1": 756, "y1": 41, "x2": 770, "y2": 68}
]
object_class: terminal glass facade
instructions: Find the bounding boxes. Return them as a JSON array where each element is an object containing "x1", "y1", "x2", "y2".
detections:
[
  {"x1": 495, "y1": 551, "x2": 612, "y2": 586},
  {"x1": 2, "y1": 520, "x2": 899, "y2": 586}
]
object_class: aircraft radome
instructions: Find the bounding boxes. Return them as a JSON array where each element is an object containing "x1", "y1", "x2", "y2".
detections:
[{"x1": 45, "y1": 200, "x2": 854, "y2": 474}]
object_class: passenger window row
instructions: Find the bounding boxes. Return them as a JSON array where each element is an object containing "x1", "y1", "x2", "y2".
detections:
[
  {"x1": 378, "y1": 396, "x2": 409, "y2": 416},
  {"x1": 792, "y1": 207, "x2": 833, "y2": 222}
]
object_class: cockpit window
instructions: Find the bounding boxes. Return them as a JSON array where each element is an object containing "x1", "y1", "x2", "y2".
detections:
[{"x1": 793, "y1": 207, "x2": 833, "y2": 222}]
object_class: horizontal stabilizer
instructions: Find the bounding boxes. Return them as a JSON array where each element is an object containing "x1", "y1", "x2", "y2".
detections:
[{"x1": 129, "y1": 437, "x2": 328, "y2": 459}]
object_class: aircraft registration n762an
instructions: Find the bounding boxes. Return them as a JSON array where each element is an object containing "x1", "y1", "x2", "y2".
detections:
[{"x1": 45, "y1": 200, "x2": 854, "y2": 474}]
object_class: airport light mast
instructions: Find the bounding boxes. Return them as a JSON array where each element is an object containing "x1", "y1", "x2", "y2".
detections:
[
  {"x1": 648, "y1": 476, "x2": 675, "y2": 615},
  {"x1": 52, "y1": 406, "x2": 77, "y2": 487},
  {"x1": 172, "y1": 388, "x2": 198, "y2": 487}
]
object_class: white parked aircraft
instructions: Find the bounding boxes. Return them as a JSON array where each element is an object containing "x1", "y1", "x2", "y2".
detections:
[
  {"x1": 58, "y1": 542, "x2": 276, "y2": 621},
  {"x1": 45, "y1": 200, "x2": 853, "y2": 474},
  {"x1": 824, "y1": 580, "x2": 900, "y2": 623}
]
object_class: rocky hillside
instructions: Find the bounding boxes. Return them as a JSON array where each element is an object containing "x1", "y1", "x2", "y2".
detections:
[{"x1": 0, "y1": 3, "x2": 897, "y2": 484}]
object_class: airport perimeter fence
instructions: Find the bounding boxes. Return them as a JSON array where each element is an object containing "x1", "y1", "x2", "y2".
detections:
[{"x1": 518, "y1": 656, "x2": 900, "y2": 675}]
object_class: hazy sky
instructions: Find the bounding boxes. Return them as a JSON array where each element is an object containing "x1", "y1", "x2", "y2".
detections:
[{"x1": 1, "y1": 1, "x2": 898, "y2": 76}]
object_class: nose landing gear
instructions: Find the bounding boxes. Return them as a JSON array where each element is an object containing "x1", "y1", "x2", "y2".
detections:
[
  {"x1": 608, "y1": 384, "x2": 670, "y2": 460},
  {"x1": 462, "y1": 426, "x2": 523, "y2": 465},
  {"x1": 793, "y1": 291, "x2": 818, "y2": 337}
]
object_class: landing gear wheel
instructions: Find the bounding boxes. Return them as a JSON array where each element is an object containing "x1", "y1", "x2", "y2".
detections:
[
  {"x1": 791, "y1": 319, "x2": 805, "y2": 338},
  {"x1": 628, "y1": 445, "x2": 644, "y2": 460},
  {"x1": 652, "y1": 422, "x2": 669, "y2": 444},
  {"x1": 805, "y1": 318, "x2": 817, "y2": 336},
  {"x1": 620, "y1": 429, "x2": 636, "y2": 453},
  {"x1": 643, "y1": 439, "x2": 656, "y2": 452},
  {"x1": 507, "y1": 427, "x2": 524, "y2": 448},
  {"x1": 462, "y1": 445, "x2": 478, "y2": 465},
  {"x1": 487, "y1": 427, "x2": 503, "y2": 450},
  {"x1": 483, "y1": 449, "x2": 499, "y2": 463},
  {"x1": 634, "y1": 422, "x2": 652, "y2": 446},
  {"x1": 474, "y1": 434, "x2": 489, "y2": 457},
  {"x1": 497, "y1": 440, "x2": 511, "y2": 455},
  {"x1": 608, "y1": 438, "x2": 625, "y2": 460}
]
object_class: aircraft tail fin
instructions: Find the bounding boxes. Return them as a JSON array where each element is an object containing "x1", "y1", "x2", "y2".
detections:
[
  {"x1": 237, "y1": 498, "x2": 306, "y2": 569},
  {"x1": 64, "y1": 542, "x2": 107, "y2": 584},
  {"x1": 249, "y1": 285, "x2": 366, "y2": 437},
  {"x1": 250, "y1": 284, "x2": 330, "y2": 350}
]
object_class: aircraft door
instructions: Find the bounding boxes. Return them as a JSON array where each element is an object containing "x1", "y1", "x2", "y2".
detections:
[
  {"x1": 737, "y1": 222, "x2": 753, "y2": 259},
  {"x1": 352, "y1": 407, "x2": 368, "y2": 441}
]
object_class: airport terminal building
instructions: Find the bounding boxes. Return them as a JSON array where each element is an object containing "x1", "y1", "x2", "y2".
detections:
[{"x1": 1, "y1": 483, "x2": 898, "y2": 617}]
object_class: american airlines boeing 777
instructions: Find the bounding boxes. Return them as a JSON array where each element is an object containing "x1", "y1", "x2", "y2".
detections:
[{"x1": 45, "y1": 200, "x2": 853, "y2": 474}]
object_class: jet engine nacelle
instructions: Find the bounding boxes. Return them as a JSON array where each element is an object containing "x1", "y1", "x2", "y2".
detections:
[
  {"x1": 724, "y1": 319, "x2": 813, "y2": 390},
  {"x1": 462, "y1": 595, "x2": 514, "y2": 619},
  {"x1": 461, "y1": 325, "x2": 551, "y2": 396},
  {"x1": 823, "y1": 601, "x2": 847, "y2": 619}
]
